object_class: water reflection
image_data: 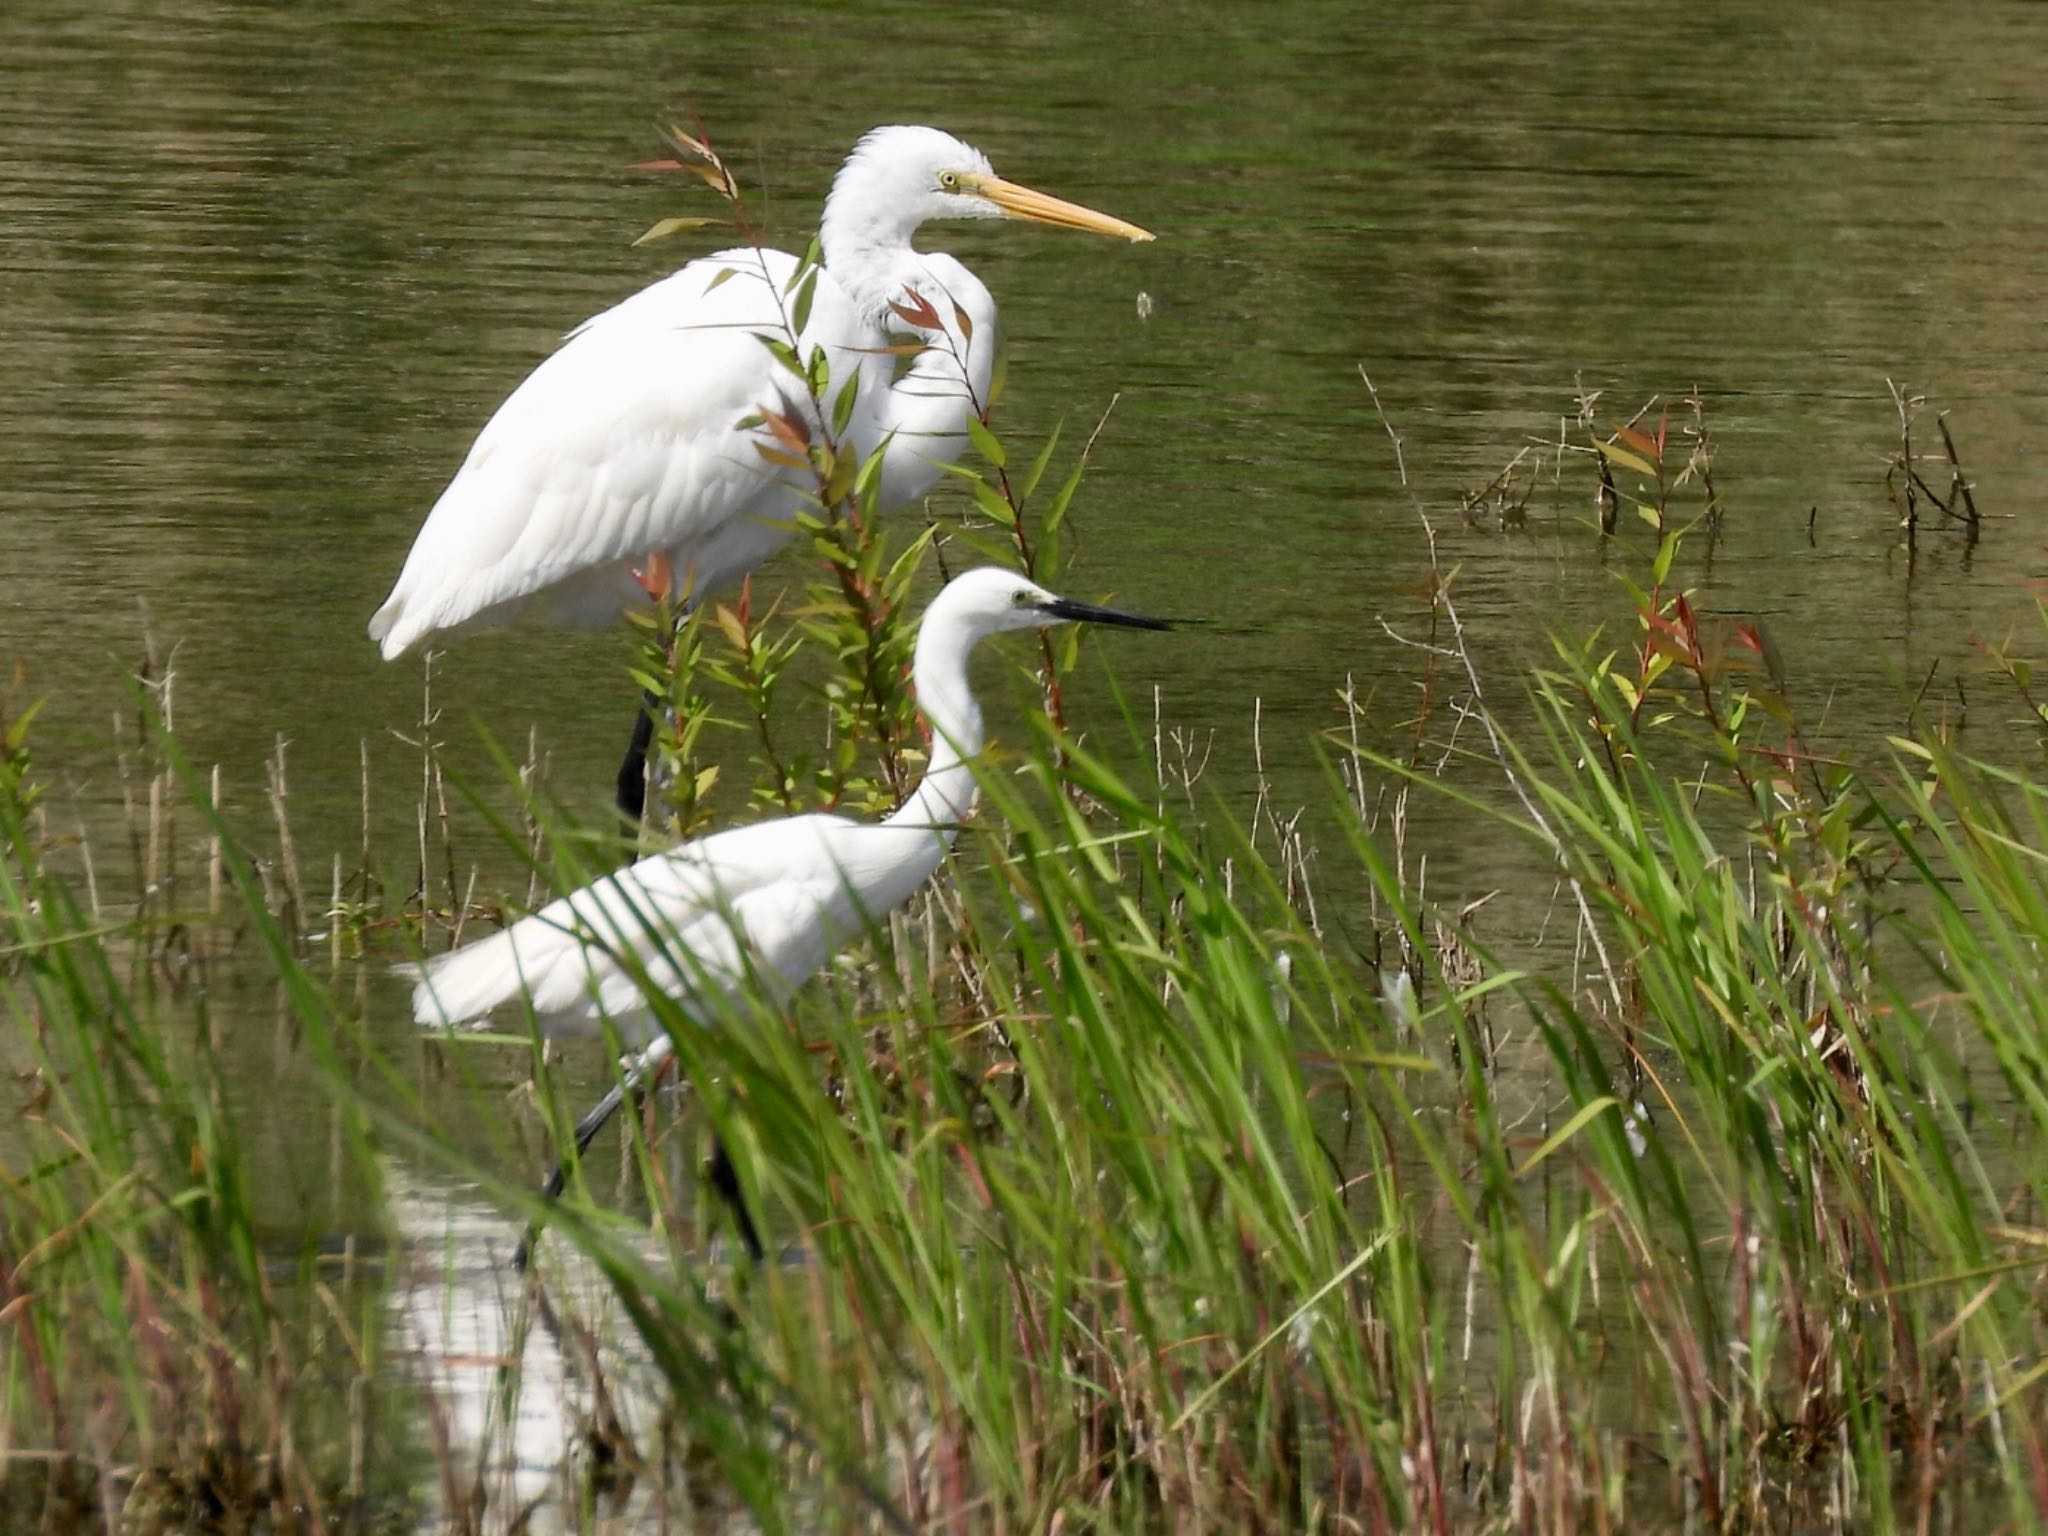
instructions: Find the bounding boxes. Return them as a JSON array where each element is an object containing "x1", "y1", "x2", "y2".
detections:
[{"x1": 387, "y1": 1161, "x2": 658, "y2": 1532}]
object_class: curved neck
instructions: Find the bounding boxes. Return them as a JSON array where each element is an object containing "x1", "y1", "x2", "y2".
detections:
[
  {"x1": 884, "y1": 609, "x2": 984, "y2": 837},
  {"x1": 819, "y1": 229, "x2": 923, "y2": 324},
  {"x1": 819, "y1": 148, "x2": 933, "y2": 322}
]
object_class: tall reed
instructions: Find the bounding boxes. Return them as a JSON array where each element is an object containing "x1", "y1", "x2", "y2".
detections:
[{"x1": 6, "y1": 383, "x2": 2046, "y2": 1533}]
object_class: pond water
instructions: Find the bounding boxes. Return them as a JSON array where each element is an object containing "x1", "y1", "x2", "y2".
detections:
[
  {"x1": 9, "y1": 1, "x2": 2048, "y2": 846},
  {"x1": 5, "y1": 0, "x2": 2048, "y2": 1523}
]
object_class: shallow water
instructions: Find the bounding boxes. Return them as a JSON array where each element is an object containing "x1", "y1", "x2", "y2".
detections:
[
  {"x1": 5, "y1": 0, "x2": 2048, "y2": 1522},
  {"x1": 9, "y1": 1, "x2": 2048, "y2": 839}
]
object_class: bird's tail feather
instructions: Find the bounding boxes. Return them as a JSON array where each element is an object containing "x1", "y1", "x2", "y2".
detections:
[{"x1": 408, "y1": 929, "x2": 525, "y2": 1026}]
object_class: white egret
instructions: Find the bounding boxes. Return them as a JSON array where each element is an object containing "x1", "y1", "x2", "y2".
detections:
[
  {"x1": 367, "y1": 126, "x2": 1153, "y2": 816},
  {"x1": 408, "y1": 566, "x2": 1169, "y2": 1260}
]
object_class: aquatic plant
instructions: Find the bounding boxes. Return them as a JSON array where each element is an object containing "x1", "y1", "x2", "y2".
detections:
[{"x1": 4, "y1": 378, "x2": 2046, "y2": 1533}]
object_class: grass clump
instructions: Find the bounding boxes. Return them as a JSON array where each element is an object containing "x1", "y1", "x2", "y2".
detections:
[
  {"x1": 6, "y1": 384, "x2": 2048, "y2": 1534},
  {"x1": 0, "y1": 690, "x2": 406, "y2": 1532}
]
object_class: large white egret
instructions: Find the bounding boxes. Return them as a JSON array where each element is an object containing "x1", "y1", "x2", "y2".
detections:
[
  {"x1": 408, "y1": 566, "x2": 1170, "y2": 1261},
  {"x1": 367, "y1": 126, "x2": 1153, "y2": 815}
]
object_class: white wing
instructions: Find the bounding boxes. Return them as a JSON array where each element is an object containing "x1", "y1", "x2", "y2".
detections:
[
  {"x1": 409, "y1": 812, "x2": 863, "y2": 1041},
  {"x1": 369, "y1": 249, "x2": 892, "y2": 658},
  {"x1": 871, "y1": 253, "x2": 1000, "y2": 511}
]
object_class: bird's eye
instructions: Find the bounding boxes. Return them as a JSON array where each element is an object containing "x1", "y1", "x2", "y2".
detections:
[
  {"x1": 1013, "y1": 589, "x2": 1032, "y2": 607},
  {"x1": 938, "y1": 170, "x2": 961, "y2": 190}
]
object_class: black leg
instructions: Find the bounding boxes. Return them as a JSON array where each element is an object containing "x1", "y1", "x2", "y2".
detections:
[
  {"x1": 542, "y1": 1079, "x2": 631, "y2": 1200},
  {"x1": 514, "y1": 1041, "x2": 667, "y2": 1272},
  {"x1": 614, "y1": 686, "x2": 661, "y2": 823},
  {"x1": 616, "y1": 599, "x2": 694, "y2": 824},
  {"x1": 513, "y1": 1045, "x2": 765, "y2": 1271},
  {"x1": 707, "y1": 1133, "x2": 766, "y2": 1263},
  {"x1": 515, "y1": 1075, "x2": 633, "y2": 1272}
]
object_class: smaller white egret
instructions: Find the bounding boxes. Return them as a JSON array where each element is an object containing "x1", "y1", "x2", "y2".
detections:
[{"x1": 408, "y1": 567, "x2": 1169, "y2": 1261}]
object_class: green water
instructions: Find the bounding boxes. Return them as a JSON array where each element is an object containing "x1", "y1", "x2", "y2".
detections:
[
  {"x1": 5, "y1": 0, "x2": 2048, "y2": 1522},
  {"x1": 8, "y1": 0, "x2": 2047, "y2": 845}
]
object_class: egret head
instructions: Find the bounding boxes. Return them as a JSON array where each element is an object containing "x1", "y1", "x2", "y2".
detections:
[
  {"x1": 825, "y1": 126, "x2": 1154, "y2": 254},
  {"x1": 931, "y1": 566, "x2": 1171, "y2": 640}
]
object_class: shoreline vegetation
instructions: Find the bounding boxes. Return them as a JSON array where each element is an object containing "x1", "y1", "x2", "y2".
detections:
[
  {"x1": 5, "y1": 375, "x2": 2044, "y2": 1534},
  {"x1": 6, "y1": 126, "x2": 2044, "y2": 1536}
]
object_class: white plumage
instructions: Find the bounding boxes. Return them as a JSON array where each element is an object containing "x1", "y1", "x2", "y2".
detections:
[
  {"x1": 410, "y1": 565, "x2": 1168, "y2": 1054},
  {"x1": 368, "y1": 127, "x2": 1151, "y2": 658}
]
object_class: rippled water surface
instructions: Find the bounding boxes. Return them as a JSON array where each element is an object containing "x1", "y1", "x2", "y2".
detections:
[{"x1": 10, "y1": 2, "x2": 2048, "y2": 830}]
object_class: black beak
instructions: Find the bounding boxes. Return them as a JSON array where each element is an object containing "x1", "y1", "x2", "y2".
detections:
[{"x1": 1039, "y1": 596, "x2": 1173, "y2": 631}]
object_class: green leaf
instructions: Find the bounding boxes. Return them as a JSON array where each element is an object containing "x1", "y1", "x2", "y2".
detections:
[
  {"x1": 1651, "y1": 530, "x2": 1679, "y2": 585},
  {"x1": 428, "y1": 1030, "x2": 532, "y2": 1048},
  {"x1": 988, "y1": 332, "x2": 1008, "y2": 405},
  {"x1": 944, "y1": 523, "x2": 1018, "y2": 567},
  {"x1": 822, "y1": 445, "x2": 857, "y2": 506},
  {"x1": 1043, "y1": 456, "x2": 1089, "y2": 534},
  {"x1": 4, "y1": 697, "x2": 45, "y2": 751},
  {"x1": 966, "y1": 416, "x2": 1006, "y2": 470},
  {"x1": 970, "y1": 478, "x2": 1016, "y2": 528},
  {"x1": 1514, "y1": 1097, "x2": 1620, "y2": 1178},
  {"x1": 886, "y1": 524, "x2": 938, "y2": 584},
  {"x1": 1019, "y1": 421, "x2": 1063, "y2": 504},
  {"x1": 831, "y1": 373, "x2": 861, "y2": 439},
  {"x1": 1887, "y1": 735, "x2": 1936, "y2": 762},
  {"x1": 1597, "y1": 437, "x2": 1657, "y2": 478},
  {"x1": 755, "y1": 334, "x2": 802, "y2": 377},
  {"x1": 791, "y1": 267, "x2": 819, "y2": 335},
  {"x1": 852, "y1": 448, "x2": 887, "y2": 505},
  {"x1": 632, "y1": 216, "x2": 722, "y2": 247}
]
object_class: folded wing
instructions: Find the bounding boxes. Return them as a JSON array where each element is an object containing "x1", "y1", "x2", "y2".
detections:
[{"x1": 369, "y1": 251, "x2": 886, "y2": 657}]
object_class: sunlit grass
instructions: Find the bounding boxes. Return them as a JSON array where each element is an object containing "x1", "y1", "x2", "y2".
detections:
[{"x1": 5, "y1": 395, "x2": 2047, "y2": 1533}]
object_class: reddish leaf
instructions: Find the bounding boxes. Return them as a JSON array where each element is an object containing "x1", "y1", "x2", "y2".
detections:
[
  {"x1": 1616, "y1": 424, "x2": 1659, "y2": 460},
  {"x1": 760, "y1": 408, "x2": 811, "y2": 453},
  {"x1": 888, "y1": 290, "x2": 941, "y2": 330}
]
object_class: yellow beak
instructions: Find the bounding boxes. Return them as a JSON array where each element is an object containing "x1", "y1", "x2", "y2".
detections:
[{"x1": 964, "y1": 173, "x2": 1155, "y2": 243}]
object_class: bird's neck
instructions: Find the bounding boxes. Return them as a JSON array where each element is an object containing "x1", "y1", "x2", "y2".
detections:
[
  {"x1": 819, "y1": 219, "x2": 925, "y2": 324},
  {"x1": 882, "y1": 612, "x2": 985, "y2": 840}
]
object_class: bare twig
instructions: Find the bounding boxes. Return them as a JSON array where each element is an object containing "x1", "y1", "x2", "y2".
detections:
[
  {"x1": 1358, "y1": 368, "x2": 1407, "y2": 487},
  {"x1": 1361, "y1": 373, "x2": 1631, "y2": 1020}
]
